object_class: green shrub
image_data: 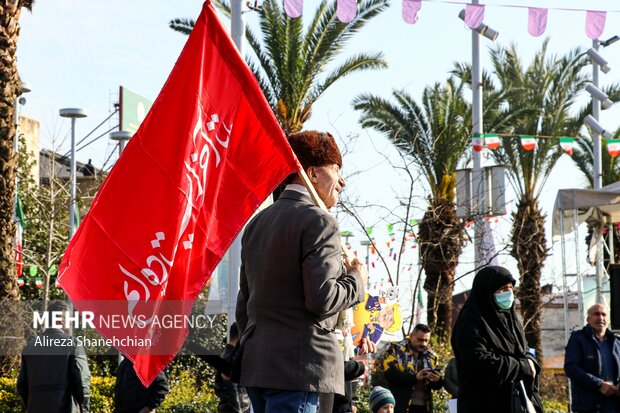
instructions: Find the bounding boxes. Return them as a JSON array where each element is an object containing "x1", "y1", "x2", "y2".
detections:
[
  {"x1": 159, "y1": 367, "x2": 218, "y2": 412},
  {"x1": 0, "y1": 377, "x2": 24, "y2": 412},
  {"x1": 0, "y1": 376, "x2": 115, "y2": 413},
  {"x1": 89, "y1": 376, "x2": 115, "y2": 412},
  {"x1": 542, "y1": 398, "x2": 568, "y2": 413},
  {"x1": 355, "y1": 384, "x2": 371, "y2": 413},
  {"x1": 0, "y1": 369, "x2": 218, "y2": 413}
]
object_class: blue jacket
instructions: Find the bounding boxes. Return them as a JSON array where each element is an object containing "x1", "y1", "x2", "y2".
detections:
[{"x1": 564, "y1": 325, "x2": 620, "y2": 413}]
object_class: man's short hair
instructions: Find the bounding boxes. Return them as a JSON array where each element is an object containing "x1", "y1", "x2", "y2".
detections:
[
  {"x1": 47, "y1": 301, "x2": 70, "y2": 314},
  {"x1": 587, "y1": 303, "x2": 608, "y2": 316},
  {"x1": 412, "y1": 323, "x2": 431, "y2": 334}
]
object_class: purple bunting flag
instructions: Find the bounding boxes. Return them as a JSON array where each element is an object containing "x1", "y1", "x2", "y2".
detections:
[
  {"x1": 284, "y1": 0, "x2": 303, "y2": 19},
  {"x1": 585, "y1": 11, "x2": 606, "y2": 39},
  {"x1": 337, "y1": 0, "x2": 358, "y2": 23},
  {"x1": 528, "y1": 8, "x2": 548, "y2": 37},
  {"x1": 402, "y1": 0, "x2": 422, "y2": 24},
  {"x1": 465, "y1": 4, "x2": 484, "y2": 29}
]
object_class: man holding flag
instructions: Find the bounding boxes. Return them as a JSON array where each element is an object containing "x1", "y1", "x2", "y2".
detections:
[
  {"x1": 235, "y1": 130, "x2": 368, "y2": 413},
  {"x1": 58, "y1": 0, "x2": 302, "y2": 387}
]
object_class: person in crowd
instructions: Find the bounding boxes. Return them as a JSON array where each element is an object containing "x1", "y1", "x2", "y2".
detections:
[
  {"x1": 17, "y1": 301, "x2": 91, "y2": 413},
  {"x1": 565, "y1": 303, "x2": 620, "y2": 413},
  {"x1": 443, "y1": 357, "x2": 458, "y2": 413},
  {"x1": 235, "y1": 130, "x2": 367, "y2": 413},
  {"x1": 383, "y1": 323, "x2": 443, "y2": 413},
  {"x1": 114, "y1": 356, "x2": 169, "y2": 413},
  {"x1": 451, "y1": 266, "x2": 543, "y2": 413},
  {"x1": 443, "y1": 357, "x2": 458, "y2": 398},
  {"x1": 369, "y1": 386, "x2": 396, "y2": 413},
  {"x1": 334, "y1": 337, "x2": 376, "y2": 413},
  {"x1": 214, "y1": 322, "x2": 250, "y2": 413}
]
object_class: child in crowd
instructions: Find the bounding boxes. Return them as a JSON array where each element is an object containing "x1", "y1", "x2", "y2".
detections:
[{"x1": 369, "y1": 386, "x2": 396, "y2": 413}]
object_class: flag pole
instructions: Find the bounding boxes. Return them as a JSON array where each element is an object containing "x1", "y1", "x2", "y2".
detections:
[{"x1": 226, "y1": 0, "x2": 247, "y2": 336}]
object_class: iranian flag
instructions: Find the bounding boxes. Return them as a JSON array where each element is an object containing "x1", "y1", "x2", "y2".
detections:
[
  {"x1": 414, "y1": 286, "x2": 424, "y2": 325},
  {"x1": 58, "y1": 0, "x2": 300, "y2": 386},
  {"x1": 559, "y1": 137, "x2": 574, "y2": 156},
  {"x1": 608, "y1": 139, "x2": 620, "y2": 158},
  {"x1": 14, "y1": 196, "x2": 24, "y2": 278},
  {"x1": 520, "y1": 135, "x2": 537, "y2": 151},
  {"x1": 472, "y1": 133, "x2": 484, "y2": 152},
  {"x1": 484, "y1": 134, "x2": 500, "y2": 150}
]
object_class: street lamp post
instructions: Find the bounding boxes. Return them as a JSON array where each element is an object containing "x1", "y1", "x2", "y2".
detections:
[
  {"x1": 471, "y1": 3, "x2": 484, "y2": 267},
  {"x1": 14, "y1": 81, "x2": 31, "y2": 216},
  {"x1": 459, "y1": 3, "x2": 499, "y2": 268},
  {"x1": 110, "y1": 131, "x2": 133, "y2": 157},
  {"x1": 584, "y1": 35, "x2": 618, "y2": 303},
  {"x1": 59, "y1": 108, "x2": 87, "y2": 238}
]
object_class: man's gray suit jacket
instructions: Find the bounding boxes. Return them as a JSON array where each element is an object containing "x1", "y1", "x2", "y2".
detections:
[{"x1": 236, "y1": 190, "x2": 365, "y2": 395}]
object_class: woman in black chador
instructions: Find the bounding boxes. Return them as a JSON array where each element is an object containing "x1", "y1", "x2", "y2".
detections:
[{"x1": 451, "y1": 266, "x2": 544, "y2": 413}]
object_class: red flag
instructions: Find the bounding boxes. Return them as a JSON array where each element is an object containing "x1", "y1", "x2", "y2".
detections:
[{"x1": 58, "y1": 1, "x2": 300, "y2": 386}]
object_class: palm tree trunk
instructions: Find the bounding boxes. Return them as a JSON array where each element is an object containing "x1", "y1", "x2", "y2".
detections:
[
  {"x1": 0, "y1": 0, "x2": 32, "y2": 375},
  {"x1": 419, "y1": 199, "x2": 463, "y2": 339},
  {"x1": 511, "y1": 197, "x2": 547, "y2": 363}
]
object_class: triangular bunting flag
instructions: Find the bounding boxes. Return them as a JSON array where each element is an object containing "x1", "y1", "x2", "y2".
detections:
[
  {"x1": 35, "y1": 278, "x2": 43, "y2": 289},
  {"x1": 585, "y1": 11, "x2": 606, "y2": 40},
  {"x1": 484, "y1": 134, "x2": 500, "y2": 150},
  {"x1": 284, "y1": 0, "x2": 303, "y2": 18},
  {"x1": 527, "y1": 8, "x2": 548, "y2": 37},
  {"x1": 402, "y1": 0, "x2": 422, "y2": 24},
  {"x1": 464, "y1": 4, "x2": 484, "y2": 29},
  {"x1": 608, "y1": 139, "x2": 620, "y2": 158},
  {"x1": 559, "y1": 137, "x2": 574, "y2": 156},
  {"x1": 520, "y1": 135, "x2": 537, "y2": 151},
  {"x1": 337, "y1": 0, "x2": 357, "y2": 23},
  {"x1": 472, "y1": 133, "x2": 484, "y2": 152}
]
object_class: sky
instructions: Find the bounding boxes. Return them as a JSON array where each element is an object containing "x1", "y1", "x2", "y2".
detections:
[{"x1": 15, "y1": 0, "x2": 620, "y2": 301}]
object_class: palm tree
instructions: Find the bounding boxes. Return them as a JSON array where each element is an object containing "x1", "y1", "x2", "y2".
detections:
[
  {"x1": 456, "y1": 40, "x2": 590, "y2": 360},
  {"x1": 0, "y1": 0, "x2": 34, "y2": 375},
  {"x1": 353, "y1": 78, "x2": 470, "y2": 338},
  {"x1": 171, "y1": 0, "x2": 389, "y2": 133}
]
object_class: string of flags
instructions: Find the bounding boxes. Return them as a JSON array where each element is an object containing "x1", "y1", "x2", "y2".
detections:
[
  {"x1": 17, "y1": 265, "x2": 58, "y2": 289},
  {"x1": 342, "y1": 221, "x2": 420, "y2": 272},
  {"x1": 472, "y1": 133, "x2": 620, "y2": 158},
  {"x1": 283, "y1": 0, "x2": 620, "y2": 40}
]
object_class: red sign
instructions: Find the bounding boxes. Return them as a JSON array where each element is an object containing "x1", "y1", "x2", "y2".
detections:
[{"x1": 59, "y1": 0, "x2": 300, "y2": 385}]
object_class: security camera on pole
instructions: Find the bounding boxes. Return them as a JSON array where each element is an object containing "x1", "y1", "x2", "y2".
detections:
[{"x1": 583, "y1": 36, "x2": 618, "y2": 304}]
